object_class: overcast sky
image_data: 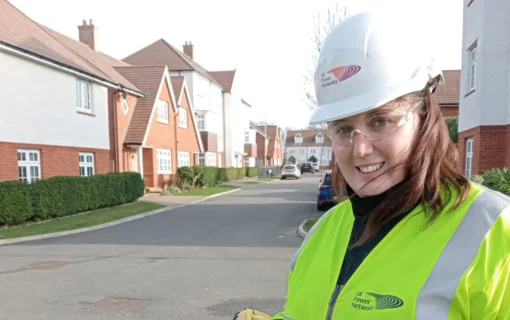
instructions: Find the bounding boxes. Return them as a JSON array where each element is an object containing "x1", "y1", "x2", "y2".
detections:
[{"x1": 10, "y1": 0, "x2": 463, "y2": 129}]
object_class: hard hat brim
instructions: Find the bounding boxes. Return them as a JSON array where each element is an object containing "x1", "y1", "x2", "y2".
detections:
[{"x1": 308, "y1": 79, "x2": 439, "y2": 125}]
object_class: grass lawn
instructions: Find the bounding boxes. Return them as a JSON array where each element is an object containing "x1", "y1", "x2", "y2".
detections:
[
  {"x1": 303, "y1": 218, "x2": 319, "y2": 233},
  {"x1": 0, "y1": 201, "x2": 164, "y2": 240},
  {"x1": 176, "y1": 185, "x2": 239, "y2": 196},
  {"x1": 243, "y1": 181, "x2": 261, "y2": 184}
]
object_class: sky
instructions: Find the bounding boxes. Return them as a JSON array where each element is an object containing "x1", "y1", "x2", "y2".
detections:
[{"x1": 9, "y1": 0, "x2": 463, "y2": 129}]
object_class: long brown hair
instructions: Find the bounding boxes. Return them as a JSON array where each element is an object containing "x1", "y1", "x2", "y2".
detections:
[{"x1": 332, "y1": 77, "x2": 471, "y2": 247}]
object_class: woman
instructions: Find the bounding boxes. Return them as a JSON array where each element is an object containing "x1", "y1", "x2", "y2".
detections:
[{"x1": 234, "y1": 8, "x2": 510, "y2": 320}]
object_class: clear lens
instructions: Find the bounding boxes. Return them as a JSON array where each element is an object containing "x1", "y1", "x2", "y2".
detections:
[{"x1": 327, "y1": 107, "x2": 414, "y2": 146}]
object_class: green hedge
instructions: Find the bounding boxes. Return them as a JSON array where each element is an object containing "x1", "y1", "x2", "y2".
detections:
[
  {"x1": 246, "y1": 167, "x2": 259, "y2": 177},
  {"x1": 177, "y1": 166, "x2": 220, "y2": 187},
  {"x1": 220, "y1": 167, "x2": 246, "y2": 181},
  {"x1": 444, "y1": 117, "x2": 458, "y2": 143},
  {"x1": 471, "y1": 167, "x2": 510, "y2": 196},
  {"x1": 0, "y1": 172, "x2": 144, "y2": 227}
]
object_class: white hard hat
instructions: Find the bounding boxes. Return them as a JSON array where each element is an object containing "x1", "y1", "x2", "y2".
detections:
[{"x1": 309, "y1": 9, "x2": 444, "y2": 125}]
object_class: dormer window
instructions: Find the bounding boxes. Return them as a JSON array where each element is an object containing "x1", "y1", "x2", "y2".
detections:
[
  {"x1": 294, "y1": 133, "x2": 303, "y2": 144},
  {"x1": 316, "y1": 134, "x2": 324, "y2": 144}
]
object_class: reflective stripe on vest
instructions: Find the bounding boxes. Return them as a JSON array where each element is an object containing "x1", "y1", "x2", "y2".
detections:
[
  {"x1": 416, "y1": 187, "x2": 509, "y2": 318},
  {"x1": 285, "y1": 184, "x2": 510, "y2": 319}
]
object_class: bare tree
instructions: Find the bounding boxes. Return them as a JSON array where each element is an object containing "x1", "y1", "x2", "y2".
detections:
[{"x1": 304, "y1": 3, "x2": 349, "y2": 113}]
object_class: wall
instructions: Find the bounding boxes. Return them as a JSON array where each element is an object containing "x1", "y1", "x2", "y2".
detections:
[
  {"x1": 286, "y1": 145, "x2": 333, "y2": 166},
  {"x1": 144, "y1": 78, "x2": 178, "y2": 188},
  {"x1": 0, "y1": 141, "x2": 109, "y2": 181},
  {"x1": 107, "y1": 88, "x2": 138, "y2": 173},
  {"x1": 192, "y1": 72, "x2": 224, "y2": 153},
  {"x1": 176, "y1": 87, "x2": 201, "y2": 163},
  {"x1": 0, "y1": 51, "x2": 110, "y2": 150}
]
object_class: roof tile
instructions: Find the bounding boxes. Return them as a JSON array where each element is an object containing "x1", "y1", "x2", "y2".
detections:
[
  {"x1": 210, "y1": 70, "x2": 235, "y2": 92},
  {"x1": 115, "y1": 66, "x2": 167, "y2": 144},
  {"x1": 437, "y1": 70, "x2": 460, "y2": 105},
  {"x1": 286, "y1": 129, "x2": 331, "y2": 146},
  {"x1": 171, "y1": 76, "x2": 185, "y2": 103},
  {"x1": 123, "y1": 39, "x2": 223, "y2": 89}
]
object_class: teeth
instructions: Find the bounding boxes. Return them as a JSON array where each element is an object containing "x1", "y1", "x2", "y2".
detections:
[{"x1": 359, "y1": 163, "x2": 383, "y2": 173}]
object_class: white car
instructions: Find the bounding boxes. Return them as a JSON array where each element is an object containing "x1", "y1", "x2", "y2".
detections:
[
  {"x1": 312, "y1": 163, "x2": 320, "y2": 172},
  {"x1": 281, "y1": 164, "x2": 301, "y2": 180}
]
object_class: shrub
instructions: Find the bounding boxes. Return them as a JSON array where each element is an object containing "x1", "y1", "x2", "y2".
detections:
[
  {"x1": 246, "y1": 167, "x2": 259, "y2": 177},
  {"x1": 474, "y1": 167, "x2": 510, "y2": 196},
  {"x1": 177, "y1": 166, "x2": 221, "y2": 188},
  {"x1": 220, "y1": 167, "x2": 246, "y2": 181},
  {"x1": 444, "y1": 117, "x2": 458, "y2": 144},
  {"x1": 0, "y1": 172, "x2": 144, "y2": 227}
]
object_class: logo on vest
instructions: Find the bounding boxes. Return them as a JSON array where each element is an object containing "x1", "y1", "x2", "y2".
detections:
[{"x1": 351, "y1": 291, "x2": 404, "y2": 311}]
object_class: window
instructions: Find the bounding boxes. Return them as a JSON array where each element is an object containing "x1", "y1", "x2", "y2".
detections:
[
  {"x1": 156, "y1": 149, "x2": 172, "y2": 173},
  {"x1": 300, "y1": 149, "x2": 305, "y2": 155},
  {"x1": 157, "y1": 100, "x2": 169, "y2": 123},
  {"x1": 289, "y1": 149, "x2": 295, "y2": 154},
  {"x1": 294, "y1": 134, "x2": 303, "y2": 144},
  {"x1": 195, "y1": 153, "x2": 216, "y2": 166},
  {"x1": 76, "y1": 79, "x2": 91, "y2": 112},
  {"x1": 79, "y1": 152, "x2": 95, "y2": 176},
  {"x1": 121, "y1": 99, "x2": 129, "y2": 114},
  {"x1": 196, "y1": 113, "x2": 205, "y2": 130},
  {"x1": 179, "y1": 107, "x2": 188, "y2": 128},
  {"x1": 465, "y1": 138, "x2": 473, "y2": 178},
  {"x1": 468, "y1": 44, "x2": 477, "y2": 91},
  {"x1": 18, "y1": 149, "x2": 41, "y2": 183},
  {"x1": 245, "y1": 132, "x2": 250, "y2": 143},
  {"x1": 316, "y1": 134, "x2": 324, "y2": 143},
  {"x1": 178, "y1": 151, "x2": 191, "y2": 167},
  {"x1": 310, "y1": 149, "x2": 316, "y2": 154}
]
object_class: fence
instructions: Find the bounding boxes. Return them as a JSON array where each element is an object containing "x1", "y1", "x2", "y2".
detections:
[{"x1": 258, "y1": 166, "x2": 282, "y2": 179}]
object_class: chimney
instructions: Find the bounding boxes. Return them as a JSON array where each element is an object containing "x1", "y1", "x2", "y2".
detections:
[
  {"x1": 183, "y1": 41, "x2": 193, "y2": 60},
  {"x1": 78, "y1": 19, "x2": 98, "y2": 51}
]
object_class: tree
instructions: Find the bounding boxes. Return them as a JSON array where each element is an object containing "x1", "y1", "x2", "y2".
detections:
[
  {"x1": 303, "y1": 3, "x2": 349, "y2": 112},
  {"x1": 444, "y1": 117, "x2": 458, "y2": 143}
]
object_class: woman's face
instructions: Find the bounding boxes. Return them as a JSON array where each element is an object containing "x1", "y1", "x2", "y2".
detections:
[{"x1": 330, "y1": 99, "x2": 421, "y2": 197}]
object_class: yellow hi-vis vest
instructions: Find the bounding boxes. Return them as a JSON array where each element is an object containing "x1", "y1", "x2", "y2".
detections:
[{"x1": 273, "y1": 182, "x2": 510, "y2": 319}]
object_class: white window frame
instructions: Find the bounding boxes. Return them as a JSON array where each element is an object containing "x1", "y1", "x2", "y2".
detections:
[
  {"x1": 18, "y1": 149, "x2": 41, "y2": 183},
  {"x1": 179, "y1": 107, "x2": 188, "y2": 128},
  {"x1": 316, "y1": 134, "x2": 324, "y2": 143},
  {"x1": 465, "y1": 138, "x2": 473, "y2": 178},
  {"x1": 178, "y1": 151, "x2": 191, "y2": 167},
  {"x1": 294, "y1": 134, "x2": 303, "y2": 144},
  {"x1": 196, "y1": 113, "x2": 205, "y2": 130},
  {"x1": 245, "y1": 132, "x2": 250, "y2": 143},
  {"x1": 76, "y1": 79, "x2": 92, "y2": 112},
  {"x1": 79, "y1": 152, "x2": 95, "y2": 177},
  {"x1": 468, "y1": 44, "x2": 477, "y2": 91},
  {"x1": 156, "y1": 149, "x2": 172, "y2": 173},
  {"x1": 157, "y1": 100, "x2": 169, "y2": 123},
  {"x1": 300, "y1": 149, "x2": 305, "y2": 155}
]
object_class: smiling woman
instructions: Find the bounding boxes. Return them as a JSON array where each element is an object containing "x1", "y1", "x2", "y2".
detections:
[{"x1": 234, "y1": 7, "x2": 510, "y2": 320}]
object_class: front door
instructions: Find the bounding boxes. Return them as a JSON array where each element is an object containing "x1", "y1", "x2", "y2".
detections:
[{"x1": 130, "y1": 151, "x2": 138, "y2": 172}]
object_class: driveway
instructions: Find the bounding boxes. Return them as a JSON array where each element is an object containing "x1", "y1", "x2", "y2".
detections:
[{"x1": 0, "y1": 174, "x2": 323, "y2": 320}]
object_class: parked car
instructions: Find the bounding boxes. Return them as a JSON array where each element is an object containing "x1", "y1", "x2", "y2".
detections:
[
  {"x1": 300, "y1": 162, "x2": 316, "y2": 174},
  {"x1": 281, "y1": 164, "x2": 301, "y2": 179},
  {"x1": 317, "y1": 171, "x2": 343, "y2": 211},
  {"x1": 312, "y1": 163, "x2": 320, "y2": 172}
]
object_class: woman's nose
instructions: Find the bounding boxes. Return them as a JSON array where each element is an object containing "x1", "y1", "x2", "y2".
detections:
[{"x1": 352, "y1": 132, "x2": 374, "y2": 158}]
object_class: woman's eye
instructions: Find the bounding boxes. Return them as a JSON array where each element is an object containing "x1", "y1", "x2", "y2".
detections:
[
  {"x1": 374, "y1": 119, "x2": 389, "y2": 127},
  {"x1": 336, "y1": 127, "x2": 352, "y2": 135}
]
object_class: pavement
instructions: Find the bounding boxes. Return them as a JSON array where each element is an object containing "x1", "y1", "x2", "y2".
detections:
[{"x1": 0, "y1": 173, "x2": 322, "y2": 320}]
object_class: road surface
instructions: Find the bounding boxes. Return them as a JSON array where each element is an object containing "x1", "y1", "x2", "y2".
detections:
[{"x1": 0, "y1": 174, "x2": 323, "y2": 320}]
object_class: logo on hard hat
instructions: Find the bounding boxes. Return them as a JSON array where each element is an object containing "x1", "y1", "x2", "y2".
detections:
[{"x1": 321, "y1": 65, "x2": 361, "y2": 88}]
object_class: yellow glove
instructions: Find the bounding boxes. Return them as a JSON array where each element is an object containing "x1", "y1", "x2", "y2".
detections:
[{"x1": 233, "y1": 308, "x2": 273, "y2": 320}]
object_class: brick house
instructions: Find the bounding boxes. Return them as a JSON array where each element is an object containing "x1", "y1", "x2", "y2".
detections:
[
  {"x1": 256, "y1": 125, "x2": 284, "y2": 166},
  {"x1": 437, "y1": 70, "x2": 460, "y2": 118},
  {"x1": 0, "y1": 1, "x2": 144, "y2": 182},
  {"x1": 115, "y1": 66, "x2": 203, "y2": 190},
  {"x1": 123, "y1": 40, "x2": 225, "y2": 167},
  {"x1": 245, "y1": 121, "x2": 267, "y2": 166},
  {"x1": 458, "y1": 0, "x2": 510, "y2": 178},
  {"x1": 285, "y1": 129, "x2": 333, "y2": 170}
]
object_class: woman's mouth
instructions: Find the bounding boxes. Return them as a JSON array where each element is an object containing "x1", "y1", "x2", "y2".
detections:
[{"x1": 356, "y1": 162, "x2": 385, "y2": 174}]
